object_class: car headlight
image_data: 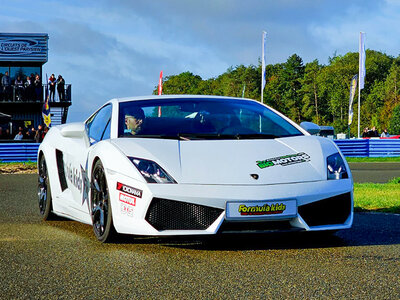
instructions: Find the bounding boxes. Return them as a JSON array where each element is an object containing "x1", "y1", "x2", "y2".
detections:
[
  {"x1": 129, "y1": 157, "x2": 176, "y2": 184},
  {"x1": 327, "y1": 153, "x2": 348, "y2": 180}
]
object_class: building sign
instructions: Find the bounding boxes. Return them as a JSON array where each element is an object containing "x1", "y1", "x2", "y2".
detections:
[{"x1": 0, "y1": 33, "x2": 48, "y2": 62}]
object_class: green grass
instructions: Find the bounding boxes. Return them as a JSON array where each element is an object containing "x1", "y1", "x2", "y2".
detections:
[
  {"x1": 346, "y1": 156, "x2": 400, "y2": 163},
  {"x1": 0, "y1": 161, "x2": 36, "y2": 166},
  {"x1": 354, "y1": 178, "x2": 400, "y2": 213}
]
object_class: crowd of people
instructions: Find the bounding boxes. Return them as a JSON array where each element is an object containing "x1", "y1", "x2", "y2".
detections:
[
  {"x1": 0, "y1": 72, "x2": 66, "y2": 102},
  {"x1": 362, "y1": 126, "x2": 391, "y2": 138},
  {"x1": 0, "y1": 124, "x2": 49, "y2": 142}
]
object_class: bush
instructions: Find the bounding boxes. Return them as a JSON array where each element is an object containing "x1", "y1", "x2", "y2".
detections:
[{"x1": 389, "y1": 104, "x2": 400, "y2": 135}]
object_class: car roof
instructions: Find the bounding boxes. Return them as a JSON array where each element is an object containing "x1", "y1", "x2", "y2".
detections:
[{"x1": 319, "y1": 126, "x2": 334, "y2": 130}]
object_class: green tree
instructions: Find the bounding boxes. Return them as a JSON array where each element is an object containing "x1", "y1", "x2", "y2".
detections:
[
  {"x1": 153, "y1": 72, "x2": 203, "y2": 95},
  {"x1": 281, "y1": 54, "x2": 305, "y2": 122},
  {"x1": 300, "y1": 59, "x2": 323, "y2": 123},
  {"x1": 389, "y1": 104, "x2": 400, "y2": 134}
]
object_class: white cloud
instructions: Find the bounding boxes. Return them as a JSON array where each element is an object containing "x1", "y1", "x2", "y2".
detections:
[{"x1": 1, "y1": 0, "x2": 400, "y2": 122}]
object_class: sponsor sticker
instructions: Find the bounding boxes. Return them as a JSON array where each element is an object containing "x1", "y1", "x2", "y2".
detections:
[
  {"x1": 226, "y1": 200, "x2": 296, "y2": 219},
  {"x1": 238, "y1": 203, "x2": 286, "y2": 216},
  {"x1": 256, "y1": 152, "x2": 310, "y2": 169},
  {"x1": 116, "y1": 182, "x2": 142, "y2": 198},
  {"x1": 119, "y1": 193, "x2": 136, "y2": 206},
  {"x1": 121, "y1": 203, "x2": 134, "y2": 217},
  {"x1": 119, "y1": 193, "x2": 136, "y2": 217}
]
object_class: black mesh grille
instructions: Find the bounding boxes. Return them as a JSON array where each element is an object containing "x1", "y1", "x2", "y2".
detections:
[
  {"x1": 145, "y1": 198, "x2": 223, "y2": 231},
  {"x1": 298, "y1": 192, "x2": 352, "y2": 227}
]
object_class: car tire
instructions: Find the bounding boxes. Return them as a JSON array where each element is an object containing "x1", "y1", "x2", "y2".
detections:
[
  {"x1": 91, "y1": 160, "x2": 117, "y2": 243},
  {"x1": 38, "y1": 155, "x2": 55, "y2": 220}
]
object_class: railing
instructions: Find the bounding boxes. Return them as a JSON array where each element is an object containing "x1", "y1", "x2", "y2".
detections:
[
  {"x1": 334, "y1": 139, "x2": 400, "y2": 157},
  {"x1": 0, "y1": 142, "x2": 39, "y2": 162},
  {"x1": 0, "y1": 84, "x2": 71, "y2": 103}
]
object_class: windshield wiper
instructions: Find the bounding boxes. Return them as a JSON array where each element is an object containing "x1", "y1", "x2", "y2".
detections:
[{"x1": 232, "y1": 133, "x2": 280, "y2": 139}]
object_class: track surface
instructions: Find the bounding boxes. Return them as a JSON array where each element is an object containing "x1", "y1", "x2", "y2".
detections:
[
  {"x1": 1, "y1": 174, "x2": 399, "y2": 299},
  {"x1": 349, "y1": 162, "x2": 400, "y2": 183}
]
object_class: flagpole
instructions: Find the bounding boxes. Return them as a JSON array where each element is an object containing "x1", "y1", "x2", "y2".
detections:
[
  {"x1": 358, "y1": 32, "x2": 361, "y2": 138},
  {"x1": 358, "y1": 32, "x2": 366, "y2": 139},
  {"x1": 261, "y1": 31, "x2": 266, "y2": 103},
  {"x1": 357, "y1": 81, "x2": 361, "y2": 138}
]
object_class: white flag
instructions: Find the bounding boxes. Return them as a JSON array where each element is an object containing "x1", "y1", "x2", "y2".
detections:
[
  {"x1": 359, "y1": 32, "x2": 366, "y2": 89},
  {"x1": 261, "y1": 31, "x2": 267, "y2": 91}
]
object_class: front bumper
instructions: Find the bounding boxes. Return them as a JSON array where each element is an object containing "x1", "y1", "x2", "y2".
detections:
[{"x1": 109, "y1": 173, "x2": 353, "y2": 236}]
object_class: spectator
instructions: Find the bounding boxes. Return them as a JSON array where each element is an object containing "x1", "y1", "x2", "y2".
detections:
[
  {"x1": 34, "y1": 74, "x2": 42, "y2": 102},
  {"x1": 35, "y1": 124, "x2": 43, "y2": 143},
  {"x1": 370, "y1": 126, "x2": 379, "y2": 137},
  {"x1": 30, "y1": 127, "x2": 36, "y2": 139},
  {"x1": 43, "y1": 126, "x2": 49, "y2": 139},
  {"x1": 14, "y1": 130, "x2": 24, "y2": 140},
  {"x1": 14, "y1": 75, "x2": 24, "y2": 101},
  {"x1": 362, "y1": 127, "x2": 369, "y2": 138},
  {"x1": 48, "y1": 74, "x2": 56, "y2": 101},
  {"x1": 381, "y1": 128, "x2": 390, "y2": 138},
  {"x1": 0, "y1": 127, "x2": 3, "y2": 139},
  {"x1": 1, "y1": 71, "x2": 11, "y2": 101},
  {"x1": 57, "y1": 75, "x2": 65, "y2": 101},
  {"x1": 17, "y1": 126, "x2": 25, "y2": 138},
  {"x1": 24, "y1": 76, "x2": 34, "y2": 101},
  {"x1": 4, "y1": 128, "x2": 11, "y2": 139}
]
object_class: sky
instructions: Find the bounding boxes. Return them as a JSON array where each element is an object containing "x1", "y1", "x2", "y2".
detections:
[{"x1": 1, "y1": 0, "x2": 400, "y2": 122}]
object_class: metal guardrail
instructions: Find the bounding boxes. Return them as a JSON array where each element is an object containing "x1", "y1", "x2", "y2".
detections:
[
  {"x1": 0, "y1": 143, "x2": 39, "y2": 162},
  {"x1": 334, "y1": 139, "x2": 369, "y2": 157},
  {"x1": 1, "y1": 139, "x2": 400, "y2": 162},
  {"x1": 335, "y1": 139, "x2": 400, "y2": 157}
]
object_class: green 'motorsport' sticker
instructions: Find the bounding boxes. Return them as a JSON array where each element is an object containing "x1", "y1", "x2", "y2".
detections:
[{"x1": 256, "y1": 152, "x2": 310, "y2": 169}]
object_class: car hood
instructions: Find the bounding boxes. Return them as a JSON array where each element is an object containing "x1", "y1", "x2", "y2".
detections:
[{"x1": 111, "y1": 136, "x2": 339, "y2": 185}]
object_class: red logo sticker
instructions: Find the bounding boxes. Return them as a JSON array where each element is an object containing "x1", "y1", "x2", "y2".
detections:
[{"x1": 119, "y1": 193, "x2": 136, "y2": 206}]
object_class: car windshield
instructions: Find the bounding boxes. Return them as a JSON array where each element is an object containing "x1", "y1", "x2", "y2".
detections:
[{"x1": 118, "y1": 98, "x2": 303, "y2": 140}]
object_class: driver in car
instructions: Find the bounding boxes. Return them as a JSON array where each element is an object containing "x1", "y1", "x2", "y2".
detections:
[{"x1": 124, "y1": 107, "x2": 145, "y2": 135}]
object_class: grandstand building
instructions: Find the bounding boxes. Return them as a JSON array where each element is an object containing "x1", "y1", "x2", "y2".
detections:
[{"x1": 0, "y1": 33, "x2": 71, "y2": 136}]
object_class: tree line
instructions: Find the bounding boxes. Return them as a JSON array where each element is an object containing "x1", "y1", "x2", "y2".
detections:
[{"x1": 153, "y1": 50, "x2": 400, "y2": 136}]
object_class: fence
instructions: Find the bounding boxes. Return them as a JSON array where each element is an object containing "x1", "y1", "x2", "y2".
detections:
[
  {"x1": 0, "y1": 143, "x2": 39, "y2": 162},
  {"x1": 1, "y1": 139, "x2": 400, "y2": 162}
]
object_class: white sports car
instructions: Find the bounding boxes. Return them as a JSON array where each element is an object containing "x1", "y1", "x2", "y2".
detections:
[{"x1": 37, "y1": 95, "x2": 353, "y2": 242}]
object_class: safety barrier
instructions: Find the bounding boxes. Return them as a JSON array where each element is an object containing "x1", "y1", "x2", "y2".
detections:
[
  {"x1": 0, "y1": 139, "x2": 400, "y2": 162},
  {"x1": 0, "y1": 143, "x2": 40, "y2": 162},
  {"x1": 334, "y1": 139, "x2": 400, "y2": 157}
]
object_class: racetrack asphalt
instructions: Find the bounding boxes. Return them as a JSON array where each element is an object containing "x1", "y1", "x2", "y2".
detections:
[
  {"x1": 349, "y1": 162, "x2": 400, "y2": 183},
  {"x1": 0, "y1": 174, "x2": 399, "y2": 299}
]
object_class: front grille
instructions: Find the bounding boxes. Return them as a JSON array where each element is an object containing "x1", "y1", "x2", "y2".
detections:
[
  {"x1": 298, "y1": 192, "x2": 352, "y2": 227},
  {"x1": 218, "y1": 220, "x2": 295, "y2": 233},
  {"x1": 145, "y1": 198, "x2": 223, "y2": 231}
]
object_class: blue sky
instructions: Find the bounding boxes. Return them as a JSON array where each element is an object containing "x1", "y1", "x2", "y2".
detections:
[{"x1": 1, "y1": 0, "x2": 400, "y2": 122}]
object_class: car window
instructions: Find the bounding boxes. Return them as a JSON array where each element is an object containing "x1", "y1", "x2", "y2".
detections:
[
  {"x1": 86, "y1": 104, "x2": 112, "y2": 142},
  {"x1": 101, "y1": 119, "x2": 111, "y2": 140},
  {"x1": 118, "y1": 98, "x2": 303, "y2": 139}
]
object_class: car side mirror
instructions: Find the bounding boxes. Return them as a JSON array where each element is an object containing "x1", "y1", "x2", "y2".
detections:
[
  {"x1": 300, "y1": 122, "x2": 321, "y2": 135},
  {"x1": 60, "y1": 122, "x2": 86, "y2": 138}
]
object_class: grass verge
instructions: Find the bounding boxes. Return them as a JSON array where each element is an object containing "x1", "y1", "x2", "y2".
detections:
[
  {"x1": 346, "y1": 156, "x2": 400, "y2": 163},
  {"x1": 0, "y1": 161, "x2": 37, "y2": 174},
  {"x1": 354, "y1": 177, "x2": 400, "y2": 214}
]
